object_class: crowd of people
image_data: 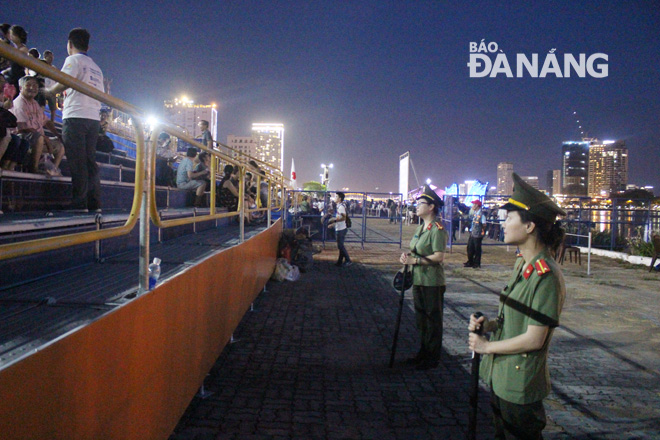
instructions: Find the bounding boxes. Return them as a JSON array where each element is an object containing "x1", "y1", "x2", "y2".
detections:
[{"x1": 1, "y1": 24, "x2": 274, "y2": 214}]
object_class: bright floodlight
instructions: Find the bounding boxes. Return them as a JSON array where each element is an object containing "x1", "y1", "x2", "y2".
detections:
[
  {"x1": 426, "y1": 178, "x2": 432, "y2": 184},
  {"x1": 329, "y1": 163, "x2": 334, "y2": 168},
  {"x1": 321, "y1": 164, "x2": 326, "y2": 168},
  {"x1": 146, "y1": 115, "x2": 158, "y2": 127}
]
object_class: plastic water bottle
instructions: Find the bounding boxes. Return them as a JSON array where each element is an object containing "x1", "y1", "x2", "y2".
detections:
[{"x1": 148, "y1": 257, "x2": 161, "y2": 289}]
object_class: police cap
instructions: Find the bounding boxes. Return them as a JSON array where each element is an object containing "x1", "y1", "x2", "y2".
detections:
[{"x1": 501, "y1": 173, "x2": 566, "y2": 223}]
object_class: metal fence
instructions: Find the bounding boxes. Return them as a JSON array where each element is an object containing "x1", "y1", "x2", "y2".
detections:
[{"x1": 284, "y1": 190, "x2": 404, "y2": 248}]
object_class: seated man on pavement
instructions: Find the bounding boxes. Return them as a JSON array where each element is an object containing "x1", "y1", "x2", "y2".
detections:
[
  {"x1": 176, "y1": 147, "x2": 208, "y2": 207},
  {"x1": 10, "y1": 76, "x2": 64, "y2": 174}
]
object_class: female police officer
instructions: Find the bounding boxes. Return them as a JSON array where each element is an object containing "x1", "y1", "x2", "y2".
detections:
[
  {"x1": 468, "y1": 173, "x2": 566, "y2": 439},
  {"x1": 400, "y1": 186, "x2": 448, "y2": 371}
]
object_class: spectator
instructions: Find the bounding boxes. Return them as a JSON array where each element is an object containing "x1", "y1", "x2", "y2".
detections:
[
  {"x1": 95, "y1": 109, "x2": 114, "y2": 153},
  {"x1": 198, "y1": 120, "x2": 213, "y2": 148},
  {"x1": 155, "y1": 131, "x2": 177, "y2": 186},
  {"x1": 327, "y1": 191, "x2": 352, "y2": 267},
  {"x1": 40, "y1": 50, "x2": 58, "y2": 121},
  {"x1": 300, "y1": 195, "x2": 311, "y2": 213},
  {"x1": 47, "y1": 28, "x2": 104, "y2": 212},
  {"x1": 218, "y1": 164, "x2": 239, "y2": 212},
  {"x1": 10, "y1": 76, "x2": 64, "y2": 174},
  {"x1": 176, "y1": 147, "x2": 207, "y2": 207},
  {"x1": 2, "y1": 25, "x2": 29, "y2": 98},
  {"x1": 464, "y1": 199, "x2": 486, "y2": 269}
]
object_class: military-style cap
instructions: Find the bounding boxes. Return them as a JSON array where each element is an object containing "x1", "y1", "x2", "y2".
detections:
[
  {"x1": 501, "y1": 173, "x2": 566, "y2": 222},
  {"x1": 416, "y1": 185, "x2": 444, "y2": 209}
]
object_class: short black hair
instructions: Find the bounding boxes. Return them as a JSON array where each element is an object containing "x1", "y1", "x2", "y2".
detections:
[
  {"x1": 158, "y1": 132, "x2": 170, "y2": 141},
  {"x1": 336, "y1": 192, "x2": 345, "y2": 201},
  {"x1": 199, "y1": 120, "x2": 209, "y2": 127},
  {"x1": 186, "y1": 147, "x2": 198, "y2": 158},
  {"x1": 223, "y1": 164, "x2": 234, "y2": 175},
  {"x1": 68, "y1": 28, "x2": 90, "y2": 51},
  {"x1": 9, "y1": 25, "x2": 27, "y2": 44}
]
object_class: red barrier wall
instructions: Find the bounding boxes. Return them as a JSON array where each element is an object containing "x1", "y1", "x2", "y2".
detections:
[{"x1": 0, "y1": 220, "x2": 281, "y2": 439}]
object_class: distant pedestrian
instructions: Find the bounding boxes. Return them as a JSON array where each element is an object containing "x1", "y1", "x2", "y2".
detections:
[
  {"x1": 328, "y1": 191, "x2": 352, "y2": 267},
  {"x1": 464, "y1": 200, "x2": 486, "y2": 268},
  {"x1": 399, "y1": 185, "x2": 448, "y2": 370},
  {"x1": 468, "y1": 172, "x2": 566, "y2": 439}
]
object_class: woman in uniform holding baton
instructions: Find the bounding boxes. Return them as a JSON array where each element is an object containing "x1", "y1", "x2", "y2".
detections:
[
  {"x1": 400, "y1": 185, "x2": 448, "y2": 371},
  {"x1": 468, "y1": 173, "x2": 566, "y2": 439}
]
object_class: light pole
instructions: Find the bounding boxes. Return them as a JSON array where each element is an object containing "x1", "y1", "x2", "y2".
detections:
[{"x1": 321, "y1": 163, "x2": 334, "y2": 189}]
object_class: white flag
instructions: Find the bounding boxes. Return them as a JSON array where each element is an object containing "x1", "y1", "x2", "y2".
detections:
[{"x1": 290, "y1": 158, "x2": 297, "y2": 189}]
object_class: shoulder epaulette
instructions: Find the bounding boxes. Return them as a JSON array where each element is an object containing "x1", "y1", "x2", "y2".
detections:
[
  {"x1": 534, "y1": 259, "x2": 552, "y2": 276},
  {"x1": 427, "y1": 221, "x2": 444, "y2": 230},
  {"x1": 523, "y1": 264, "x2": 534, "y2": 279},
  {"x1": 516, "y1": 252, "x2": 523, "y2": 258}
]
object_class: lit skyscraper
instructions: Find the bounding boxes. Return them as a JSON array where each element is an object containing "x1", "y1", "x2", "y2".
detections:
[
  {"x1": 251, "y1": 123, "x2": 284, "y2": 173},
  {"x1": 164, "y1": 97, "x2": 218, "y2": 140},
  {"x1": 227, "y1": 135, "x2": 258, "y2": 163},
  {"x1": 588, "y1": 140, "x2": 628, "y2": 197},
  {"x1": 562, "y1": 141, "x2": 590, "y2": 196},
  {"x1": 497, "y1": 162, "x2": 514, "y2": 195}
]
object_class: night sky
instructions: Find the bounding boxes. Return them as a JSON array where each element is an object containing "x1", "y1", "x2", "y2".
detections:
[{"x1": 9, "y1": 1, "x2": 660, "y2": 194}]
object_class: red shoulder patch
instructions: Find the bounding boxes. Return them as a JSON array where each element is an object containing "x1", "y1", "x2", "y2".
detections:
[
  {"x1": 523, "y1": 264, "x2": 534, "y2": 280},
  {"x1": 534, "y1": 259, "x2": 551, "y2": 276}
]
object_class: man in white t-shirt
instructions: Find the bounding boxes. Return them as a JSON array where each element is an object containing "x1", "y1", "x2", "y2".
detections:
[
  {"x1": 327, "y1": 191, "x2": 352, "y2": 267},
  {"x1": 47, "y1": 28, "x2": 104, "y2": 212}
]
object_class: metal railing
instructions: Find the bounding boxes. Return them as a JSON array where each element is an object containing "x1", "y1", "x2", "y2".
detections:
[{"x1": 0, "y1": 43, "x2": 288, "y2": 293}]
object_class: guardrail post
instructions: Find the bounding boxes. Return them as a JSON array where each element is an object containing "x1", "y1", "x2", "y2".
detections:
[
  {"x1": 138, "y1": 125, "x2": 152, "y2": 294},
  {"x1": 239, "y1": 165, "x2": 245, "y2": 243},
  {"x1": 587, "y1": 231, "x2": 592, "y2": 276}
]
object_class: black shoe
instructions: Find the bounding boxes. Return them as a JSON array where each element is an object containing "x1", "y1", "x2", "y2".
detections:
[
  {"x1": 415, "y1": 359, "x2": 439, "y2": 371},
  {"x1": 334, "y1": 262, "x2": 343, "y2": 267},
  {"x1": 472, "y1": 264, "x2": 481, "y2": 269},
  {"x1": 463, "y1": 262, "x2": 473, "y2": 267}
]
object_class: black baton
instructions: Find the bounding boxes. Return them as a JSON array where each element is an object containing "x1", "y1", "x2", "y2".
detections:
[
  {"x1": 468, "y1": 311, "x2": 484, "y2": 440},
  {"x1": 389, "y1": 264, "x2": 409, "y2": 368}
]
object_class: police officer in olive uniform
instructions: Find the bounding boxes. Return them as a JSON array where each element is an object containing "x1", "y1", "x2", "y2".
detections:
[
  {"x1": 468, "y1": 173, "x2": 566, "y2": 439},
  {"x1": 400, "y1": 186, "x2": 448, "y2": 371}
]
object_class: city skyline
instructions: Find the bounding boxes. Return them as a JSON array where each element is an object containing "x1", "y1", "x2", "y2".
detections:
[{"x1": 10, "y1": 1, "x2": 660, "y2": 194}]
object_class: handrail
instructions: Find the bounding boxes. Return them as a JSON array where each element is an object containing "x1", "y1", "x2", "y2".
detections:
[{"x1": 0, "y1": 44, "x2": 146, "y2": 262}]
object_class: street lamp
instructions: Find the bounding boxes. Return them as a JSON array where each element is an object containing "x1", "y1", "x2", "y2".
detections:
[{"x1": 426, "y1": 178, "x2": 432, "y2": 185}]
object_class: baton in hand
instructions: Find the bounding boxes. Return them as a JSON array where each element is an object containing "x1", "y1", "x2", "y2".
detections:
[
  {"x1": 389, "y1": 263, "x2": 409, "y2": 368},
  {"x1": 468, "y1": 311, "x2": 484, "y2": 440}
]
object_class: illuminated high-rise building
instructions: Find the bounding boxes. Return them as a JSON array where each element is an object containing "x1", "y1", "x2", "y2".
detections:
[
  {"x1": 546, "y1": 169, "x2": 562, "y2": 195},
  {"x1": 227, "y1": 135, "x2": 258, "y2": 163},
  {"x1": 520, "y1": 176, "x2": 539, "y2": 190},
  {"x1": 164, "y1": 97, "x2": 218, "y2": 140},
  {"x1": 251, "y1": 123, "x2": 284, "y2": 173},
  {"x1": 588, "y1": 140, "x2": 628, "y2": 197},
  {"x1": 497, "y1": 162, "x2": 514, "y2": 195},
  {"x1": 562, "y1": 141, "x2": 590, "y2": 196}
]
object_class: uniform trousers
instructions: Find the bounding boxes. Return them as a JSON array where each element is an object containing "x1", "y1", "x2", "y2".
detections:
[
  {"x1": 412, "y1": 285, "x2": 446, "y2": 361},
  {"x1": 63, "y1": 118, "x2": 101, "y2": 210},
  {"x1": 491, "y1": 392, "x2": 546, "y2": 440}
]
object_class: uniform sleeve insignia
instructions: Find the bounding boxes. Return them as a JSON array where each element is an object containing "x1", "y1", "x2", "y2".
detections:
[
  {"x1": 516, "y1": 252, "x2": 523, "y2": 257},
  {"x1": 534, "y1": 259, "x2": 551, "y2": 276},
  {"x1": 523, "y1": 264, "x2": 534, "y2": 280},
  {"x1": 435, "y1": 221, "x2": 444, "y2": 230}
]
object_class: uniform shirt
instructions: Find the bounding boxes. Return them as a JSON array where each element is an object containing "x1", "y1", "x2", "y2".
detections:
[
  {"x1": 480, "y1": 248, "x2": 566, "y2": 404},
  {"x1": 335, "y1": 202, "x2": 347, "y2": 231},
  {"x1": 60, "y1": 53, "x2": 104, "y2": 120},
  {"x1": 470, "y1": 208, "x2": 486, "y2": 237},
  {"x1": 11, "y1": 95, "x2": 47, "y2": 135},
  {"x1": 409, "y1": 220, "x2": 448, "y2": 286}
]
